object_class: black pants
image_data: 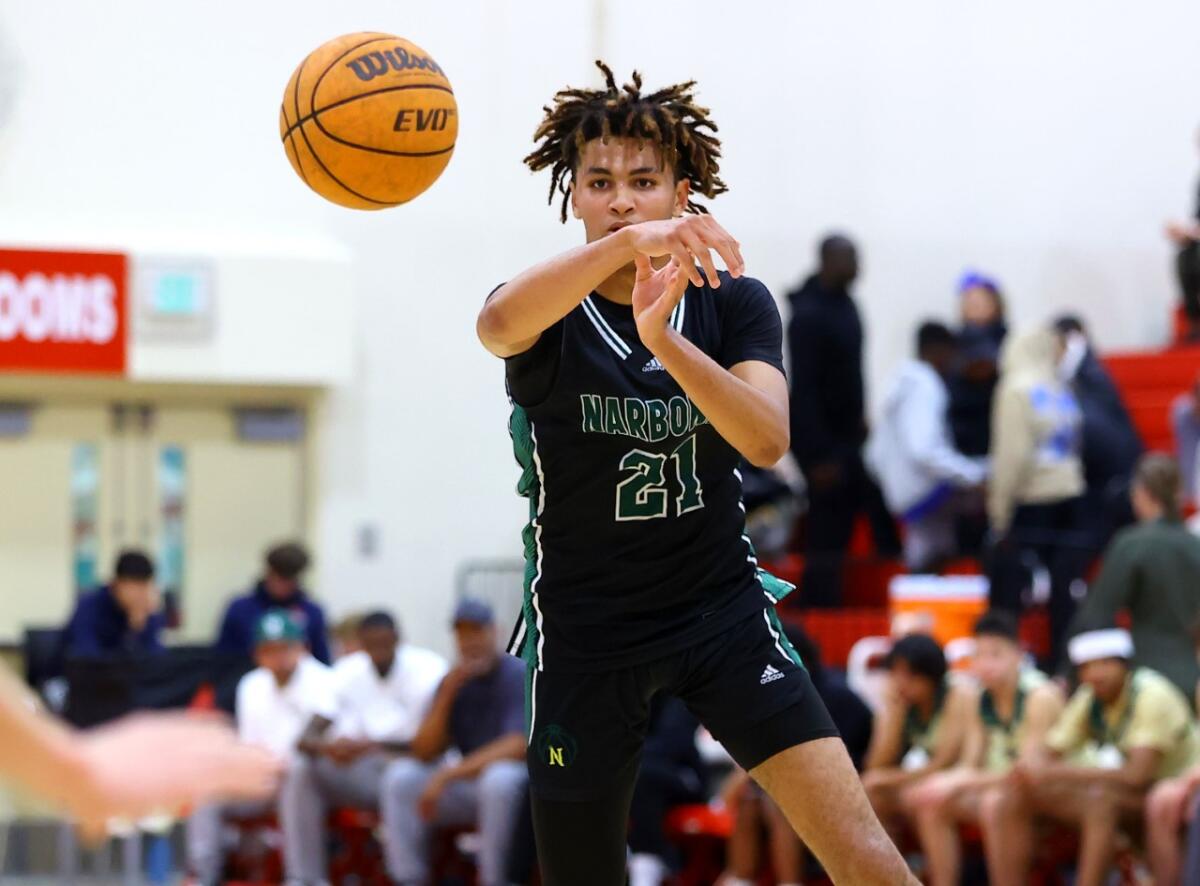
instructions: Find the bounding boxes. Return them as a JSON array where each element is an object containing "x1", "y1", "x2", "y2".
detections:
[
  {"x1": 1178, "y1": 243, "x2": 1200, "y2": 323},
  {"x1": 628, "y1": 760, "x2": 705, "y2": 860},
  {"x1": 801, "y1": 453, "x2": 900, "y2": 607},
  {"x1": 986, "y1": 497, "x2": 1091, "y2": 671}
]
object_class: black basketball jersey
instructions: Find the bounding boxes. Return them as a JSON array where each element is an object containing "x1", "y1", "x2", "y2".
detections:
[{"x1": 502, "y1": 271, "x2": 794, "y2": 673}]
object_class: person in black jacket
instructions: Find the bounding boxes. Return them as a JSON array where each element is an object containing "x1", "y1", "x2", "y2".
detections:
[
  {"x1": 1053, "y1": 314, "x2": 1142, "y2": 545},
  {"x1": 788, "y1": 234, "x2": 899, "y2": 607},
  {"x1": 947, "y1": 270, "x2": 1008, "y2": 556},
  {"x1": 1165, "y1": 128, "x2": 1200, "y2": 342}
]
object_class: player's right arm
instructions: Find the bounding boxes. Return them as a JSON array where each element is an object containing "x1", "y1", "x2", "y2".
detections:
[{"x1": 476, "y1": 216, "x2": 743, "y2": 358}]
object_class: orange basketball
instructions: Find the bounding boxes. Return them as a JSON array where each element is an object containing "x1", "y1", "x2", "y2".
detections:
[{"x1": 279, "y1": 33, "x2": 458, "y2": 210}]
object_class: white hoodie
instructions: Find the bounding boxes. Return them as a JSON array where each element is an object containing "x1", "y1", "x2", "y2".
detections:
[{"x1": 867, "y1": 359, "x2": 987, "y2": 517}]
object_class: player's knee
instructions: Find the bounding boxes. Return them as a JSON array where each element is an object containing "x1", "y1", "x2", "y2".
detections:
[
  {"x1": 978, "y1": 786, "x2": 1011, "y2": 828},
  {"x1": 382, "y1": 757, "x2": 429, "y2": 802}
]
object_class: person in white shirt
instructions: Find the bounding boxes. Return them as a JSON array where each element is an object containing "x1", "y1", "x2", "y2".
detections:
[
  {"x1": 186, "y1": 611, "x2": 337, "y2": 886},
  {"x1": 281, "y1": 611, "x2": 447, "y2": 879},
  {"x1": 868, "y1": 321, "x2": 987, "y2": 571}
]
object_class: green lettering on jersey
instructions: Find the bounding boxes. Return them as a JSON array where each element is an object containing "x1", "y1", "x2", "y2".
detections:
[
  {"x1": 646, "y1": 399, "x2": 670, "y2": 442},
  {"x1": 580, "y1": 395, "x2": 603, "y2": 433},
  {"x1": 604, "y1": 396, "x2": 629, "y2": 436},
  {"x1": 624, "y1": 398, "x2": 649, "y2": 441},
  {"x1": 668, "y1": 397, "x2": 689, "y2": 437}
]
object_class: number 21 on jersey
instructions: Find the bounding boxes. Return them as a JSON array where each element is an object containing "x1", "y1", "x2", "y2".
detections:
[{"x1": 615, "y1": 434, "x2": 705, "y2": 521}]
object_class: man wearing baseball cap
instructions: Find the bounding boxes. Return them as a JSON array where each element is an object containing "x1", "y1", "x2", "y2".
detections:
[
  {"x1": 380, "y1": 599, "x2": 527, "y2": 886},
  {"x1": 980, "y1": 626, "x2": 1199, "y2": 886},
  {"x1": 187, "y1": 611, "x2": 337, "y2": 886}
]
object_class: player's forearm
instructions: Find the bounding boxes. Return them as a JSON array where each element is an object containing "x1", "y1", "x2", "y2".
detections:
[
  {"x1": 442, "y1": 733, "x2": 525, "y2": 782},
  {"x1": 650, "y1": 328, "x2": 788, "y2": 467},
  {"x1": 477, "y1": 230, "x2": 637, "y2": 357},
  {"x1": 0, "y1": 671, "x2": 90, "y2": 810}
]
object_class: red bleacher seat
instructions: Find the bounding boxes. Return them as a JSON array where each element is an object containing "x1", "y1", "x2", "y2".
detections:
[{"x1": 1104, "y1": 346, "x2": 1199, "y2": 452}]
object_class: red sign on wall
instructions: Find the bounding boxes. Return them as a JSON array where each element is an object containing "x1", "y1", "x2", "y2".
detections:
[{"x1": 0, "y1": 248, "x2": 127, "y2": 374}]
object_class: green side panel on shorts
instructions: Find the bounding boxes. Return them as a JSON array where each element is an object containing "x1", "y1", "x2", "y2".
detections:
[
  {"x1": 509, "y1": 404, "x2": 542, "y2": 735},
  {"x1": 766, "y1": 605, "x2": 806, "y2": 671}
]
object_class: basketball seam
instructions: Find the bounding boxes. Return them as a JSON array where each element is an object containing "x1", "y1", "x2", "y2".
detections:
[
  {"x1": 280, "y1": 83, "x2": 456, "y2": 143},
  {"x1": 292, "y1": 39, "x2": 393, "y2": 206},
  {"x1": 283, "y1": 131, "x2": 311, "y2": 190}
]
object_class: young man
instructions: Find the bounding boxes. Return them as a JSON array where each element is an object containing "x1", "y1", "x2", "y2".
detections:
[
  {"x1": 380, "y1": 599, "x2": 526, "y2": 886},
  {"x1": 981, "y1": 627, "x2": 1200, "y2": 886},
  {"x1": 477, "y1": 63, "x2": 913, "y2": 886},
  {"x1": 282, "y1": 611, "x2": 447, "y2": 882},
  {"x1": 215, "y1": 542, "x2": 331, "y2": 663},
  {"x1": 861, "y1": 633, "x2": 976, "y2": 834},
  {"x1": 63, "y1": 549, "x2": 164, "y2": 657},
  {"x1": 187, "y1": 611, "x2": 338, "y2": 886},
  {"x1": 868, "y1": 321, "x2": 988, "y2": 572},
  {"x1": 905, "y1": 611, "x2": 1063, "y2": 886}
]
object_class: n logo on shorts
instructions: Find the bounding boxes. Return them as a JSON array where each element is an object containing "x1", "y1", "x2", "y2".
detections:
[{"x1": 537, "y1": 724, "x2": 578, "y2": 768}]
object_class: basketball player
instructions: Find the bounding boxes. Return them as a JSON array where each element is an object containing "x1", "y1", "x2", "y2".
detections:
[
  {"x1": 0, "y1": 665, "x2": 279, "y2": 838},
  {"x1": 477, "y1": 62, "x2": 915, "y2": 886}
]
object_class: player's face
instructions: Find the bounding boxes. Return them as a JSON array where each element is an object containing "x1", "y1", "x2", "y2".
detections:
[
  {"x1": 256, "y1": 640, "x2": 304, "y2": 684},
  {"x1": 454, "y1": 621, "x2": 497, "y2": 667},
  {"x1": 570, "y1": 137, "x2": 689, "y2": 244},
  {"x1": 360, "y1": 626, "x2": 398, "y2": 673},
  {"x1": 971, "y1": 635, "x2": 1021, "y2": 691},
  {"x1": 1077, "y1": 657, "x2": 1129, "y2": 704},
  {"x1": 889, "y1": 661, "x2": 935, "y2": 706},
  {"x1": 961, "y1": 285, "x2": 1000, "y2": 326}
]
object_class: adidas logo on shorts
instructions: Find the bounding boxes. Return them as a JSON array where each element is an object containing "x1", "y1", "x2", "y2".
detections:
[
  {"x1": 760, "y1": 664, "x2": 785, "y2": 685},
  {"x1": 642, "y1": 357, "x2": 665, "y2": 373}
]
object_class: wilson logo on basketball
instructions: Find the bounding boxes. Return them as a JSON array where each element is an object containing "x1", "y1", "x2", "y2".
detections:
[
  {"x1": 345, "y1": 47, "x2": 446, "y2": 83},
  {"x1": 393, "y1": 108, "x2": 455, "y2": 133}
]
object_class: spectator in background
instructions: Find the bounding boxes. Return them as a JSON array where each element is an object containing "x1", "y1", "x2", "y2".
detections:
[
  {"x1": 905, "y1": 611, "x2": 1063, "y2": 886},
  {"x1": 948, "y1": 271, "x2": 1007, "y2": 555},
  {"x1": 1172, "y1": 370, "x2": 1200, "y2": 505},
  {"x1": 215, "y1": 542, "x2": 331, "y2": 664},
  {"x1": 981, "y1": 627, "x2": 1200, "y2": 886},
  {"x1": 948, "y1": 271, "x2": 1007, "y2": 458},
  {"x1": 627, "y1": 695, "x2": 706, "y2": 886},
  {"x1": 719, "y1": 623, "x2": 872, "y2": 886},
  {"x1": 1165, "y1": 127, "x2": 1200, "y2": 342},
  {"x1": 329, "y1": 612, "x2": 366, "y2": 660},
  {"x1": 281, "y1": 611, "x2": 448, "y2": 883},
  {"x1": 862, "y1": 634, "x2": 976, "y2": 836},
  {"x1": 1070, "y1": 453, "x2": 1200, "y2": 699},
  {"x1": 381, "y1": 599, "x2": 526, "y2": 886},
  {"x1": 1053, "y1": 314, "x2": 1142, "y2": 544},
  {"x1": 986, "y1": 328, "x2": 1086, "y2": 670},
  {"x1": 187, "y1": 611, "x2": 338, "y2": 886},
  {"x1": 63, "y1": 550, "x2": 164, "y2": 657},
  {"x1": 868, "y1": 321, "x2": 988, "y2": 572},
  {"x1": 787, "y1": 233, "x2": 899, "y2": 607}
]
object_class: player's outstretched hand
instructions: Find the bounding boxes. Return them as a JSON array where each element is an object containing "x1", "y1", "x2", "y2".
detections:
[
  {"x1": 632, "y1": 255, "x2": 690, "y2": 349},
  {"x1": 70, "y1": 712, "x2": 281, "y2": 833},
  {"x1": 625, "y1": 215, "x2": 744, "y2": 288}
]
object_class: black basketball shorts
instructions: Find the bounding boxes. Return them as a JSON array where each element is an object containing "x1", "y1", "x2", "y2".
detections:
[{"x1": 523, "y1": 606, "x2": 840, "y2": 801}]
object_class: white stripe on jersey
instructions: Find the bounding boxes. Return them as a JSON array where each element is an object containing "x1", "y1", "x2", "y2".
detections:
[{"x1": 581, "y1": 296, "x2": 632, "y2": 358}]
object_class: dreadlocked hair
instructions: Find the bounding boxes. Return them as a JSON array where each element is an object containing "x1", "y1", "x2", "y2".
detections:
[{"x1": 524, "y1": 60, "x2": 728, "y2": 223}]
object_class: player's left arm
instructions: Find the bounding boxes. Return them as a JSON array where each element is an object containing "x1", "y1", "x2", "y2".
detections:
[{"x1": 634, "y1": 256, "x2": 787, "y2": 467}]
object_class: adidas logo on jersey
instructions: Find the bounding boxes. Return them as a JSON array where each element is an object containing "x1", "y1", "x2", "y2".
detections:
[
  {"x1": 642, "y1": 357, "x2": 665, "y2": 373},
  {"x1": 760, "y1": 664, "x2": 785, "y2": 685}
]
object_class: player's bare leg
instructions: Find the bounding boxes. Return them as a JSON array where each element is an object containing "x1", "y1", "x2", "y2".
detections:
[
  {"x1": 1145, "y1": 776, "x2": 1194, "y2": 886},
  {"x1": 752, "y1": 737, "x2": 918, "y2": 885},
  {"x1": 906, "y1": 769, "x2": 982, "y2": 886}
]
